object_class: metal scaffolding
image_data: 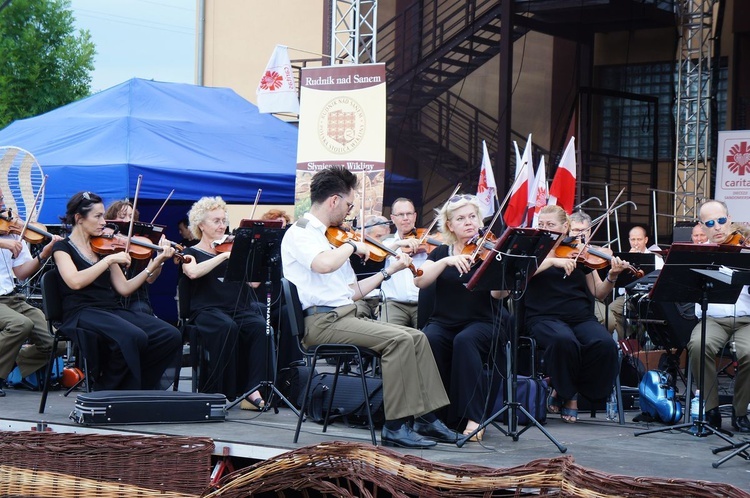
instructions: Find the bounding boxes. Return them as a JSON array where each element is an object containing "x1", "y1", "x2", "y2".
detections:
[
  {"x1": 330, "y1": 0, "x2": 378, "y2": 64},
  {"x1": 673, "y1": 0, "x2": 721, "y2": 222}
]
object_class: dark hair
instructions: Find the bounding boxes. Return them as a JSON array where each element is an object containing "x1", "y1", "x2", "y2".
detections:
[
  {"x1": 104, "y1": 199, "x2": 139, "y2": 221},
  {"x1": 310, "y1": 166, "x2": 357, "y2": 205},
  {"x1": 177, "y1": 217, "x2": 189, "y2": 227},
  {"x1": 64, "y1": 191, "x2": 103, "y2": 225}
]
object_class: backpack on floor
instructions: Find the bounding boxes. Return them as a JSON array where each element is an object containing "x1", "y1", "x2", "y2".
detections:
[
  {"x1": 306, "y1": 373, "x2": 385, "y2": 427},
  {"x1": 6, "y1": 357, "x2": 64, "y2": 391},
  {"x1": 492, "y1": 376, "x2": 548, "y2": 425}
]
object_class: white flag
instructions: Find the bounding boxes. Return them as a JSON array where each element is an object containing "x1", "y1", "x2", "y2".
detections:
[
  {"x1": 256, "y1": 45, "x2": 300, "y2": 114},
  {"x1": 476, "y1": 140, "x2": 497, "y2": 218},
  {"x1": 530, "y1": 156, "x2": 548, "y2": 227}
]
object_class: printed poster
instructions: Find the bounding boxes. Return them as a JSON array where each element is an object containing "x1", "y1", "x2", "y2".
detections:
[{"x1": 716, "y1": 130, "x2": 750, "y2": 223}]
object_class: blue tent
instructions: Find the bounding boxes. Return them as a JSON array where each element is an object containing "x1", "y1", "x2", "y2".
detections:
[{"x1": 0, "y1": 78, "x2": 299, "y2": 222}]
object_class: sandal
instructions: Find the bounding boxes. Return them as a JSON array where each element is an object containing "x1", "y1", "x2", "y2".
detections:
[
  {"x1": 240, "y1": 396, "x2": 265, "y2": 411},
  {"x1": 547, "y1": 390, "x2": 563, "y2": 415},
  {"x1": 462, "y1": 422, "x2": 485, "y2": 442},
  {"x1": 561, "y1": 396, "x2": 578, "y2": 423}
]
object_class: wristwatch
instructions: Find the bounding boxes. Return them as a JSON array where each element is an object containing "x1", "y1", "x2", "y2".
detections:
[{"x1": 380, "y1": 268, "x2": 391, "y2": 281}]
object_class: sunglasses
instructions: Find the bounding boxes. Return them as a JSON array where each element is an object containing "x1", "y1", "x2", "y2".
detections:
[
  {"x1": 702, "y1": 217, "x2": 727, "y2": 228},
  {"x1": 449, "y1": 195, "x2": 474, "y2": 203}
]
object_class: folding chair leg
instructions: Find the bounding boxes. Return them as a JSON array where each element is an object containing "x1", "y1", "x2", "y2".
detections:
[{"x1": 38, "y1": 335, "x2": 61, "y2": 414}]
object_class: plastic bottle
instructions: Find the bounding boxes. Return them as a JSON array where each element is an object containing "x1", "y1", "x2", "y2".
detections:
[
  {"x1": 690, "y1": 390, "x2": 701, "y2": 434},
  {"x1": 606, "y1": 388, "x2": 618, "y2": 421}
]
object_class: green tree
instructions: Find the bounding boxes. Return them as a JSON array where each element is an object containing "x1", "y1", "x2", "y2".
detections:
[{"x1": 0, "y1": 0, "x2": 95, "y2": 128}]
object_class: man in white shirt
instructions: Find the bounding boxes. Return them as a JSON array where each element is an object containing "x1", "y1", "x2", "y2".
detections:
[
  {"x1": 281, "y1": 167, "x2": 456, "y2": 448},
  {"x1": 687, "y1": 199, "x2": 750, "y2": 432}
]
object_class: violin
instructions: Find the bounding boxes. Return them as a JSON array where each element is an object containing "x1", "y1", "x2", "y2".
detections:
[
  {"x1": 405, "y1": 228, "x2": 444, "y2": 254},
  {"x1": 554, "y1": 237, "x2": 644, "y2": 277},
  {"x1": 91, "y1": 228, "x2": 192, "y2": 263},
  {"x1": 461, "y1": 230, "x2": 498, "y2": 263},
  {"x1": 325, "y1": 226, "x2": 424, "y2": 277},
  {"x1": 0, "y1": 211, "x2": 54, "y2": 245},
  {"x1": 722, "y1": 229, "x2": 750, "y2": 247},
  {"x1": 212, "y1": 234, "x2": 234, "y2": 253}
]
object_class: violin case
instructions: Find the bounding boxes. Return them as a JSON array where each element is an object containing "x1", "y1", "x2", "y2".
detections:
[{"x1": 70, "y1": 390, "x2": 227, "y2": 425}]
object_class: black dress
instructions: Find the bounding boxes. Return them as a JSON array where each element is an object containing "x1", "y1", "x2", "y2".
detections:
[
  {"x1": 52, "y1": 239, "x2": 182, "y2": 390},
  {"x1": 182, "y1": 246, "x2": 270, "y2": 400},
  {"x1": 524, "y1": 264, "x2": 619, "y2": 401},
  {"x1": 421, "y1": 244, "x2": 509, "y2": 424}
]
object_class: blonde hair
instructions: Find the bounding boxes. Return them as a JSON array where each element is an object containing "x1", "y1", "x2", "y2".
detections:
[
  {"x1": 436, "y1": 194, "x2": 482, "y2": 246},
  {"x1": 187, "y1": 196, "x2": 228, "y2": 239},
  {"x1": 539, "y1": 204, "x2": 568, "y2": 227}
]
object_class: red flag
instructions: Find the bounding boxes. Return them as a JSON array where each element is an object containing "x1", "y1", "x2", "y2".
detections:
[
  {"x1": 503, "y1": 137, "x2": 532, "y2": 227},
  {"x1": 549, "y1": 137, "x2": 576, "y2": 214}
]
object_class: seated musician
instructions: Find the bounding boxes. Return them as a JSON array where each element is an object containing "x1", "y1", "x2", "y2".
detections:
[
  {"x1": 52, "y1": 191, "x2": 182, "y2": 390},
  {"x1": 181, "y1": 196, "x2": 270, "y2": 410},
  {"x1": 351, "y1": 215, "x2": 390, "y2": 319},
  {"x1": 281, "y1": 166, "x2": 457, "y2": 449},
  {"x1": 691, "y1": 221, "x2": 708, "y2": 244},
  {"x1": 525, "y1": 205, "x2": 624, "y2": 423},
  {"x1": 105, "y1": 200, "x2": 164, "y2": 315},
  {"x1": 413, "y1": 194, "x2": 509, "y2": 441},
  {"x1": 686, "y1": 199, "x2": 750, "y2": 432}
]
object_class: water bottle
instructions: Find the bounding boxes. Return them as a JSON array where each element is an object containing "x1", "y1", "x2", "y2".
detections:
[
  {"x1": 606, "y1": 388, "x2": 618, "y2": 421},
  {"x1": 690, "y1": 390, "x2": 700, "y2": 423}
]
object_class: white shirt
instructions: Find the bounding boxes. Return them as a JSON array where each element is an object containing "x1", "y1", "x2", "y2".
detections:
[
  {"x1": 281, "y1": 212, "x2": 356, "y2": 310},
  {"x1": 0, "y1": 234, "x2": 32, "y2": 295},
  {"x1": 381, "y1": 232, "x2": 427, "y2": 303},
  {"x1": 696, "y1": 287, "x2": 750, "y2": 319}
]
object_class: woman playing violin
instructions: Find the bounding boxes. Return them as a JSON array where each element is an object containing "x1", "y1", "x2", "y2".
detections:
[
  {"x1": 52, "y1": 191, "x2": 182, "y2": 390},
  {"x1": 181, "y1": 196, "x2": 269, "y2": 410},
  {"x1": 525, "y1": 205, "x2": 623, "y2": 423},
  {"x1": 413, "y1": 194, "x2": 510, "y2": 441}
]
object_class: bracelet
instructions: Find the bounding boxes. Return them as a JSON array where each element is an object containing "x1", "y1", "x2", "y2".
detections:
[
  {"x1": 380, "y1": 268, "x2": 391, "y2": 281},
  {"x1": 145, "y1": 268, "x2": 154, "y2": 278},
  {"x1": 346, "y1": 240, "x2": 357, "y2": 253},
  {"x1": 605, "y1": 272, "x2": 616, "y2": 284}
]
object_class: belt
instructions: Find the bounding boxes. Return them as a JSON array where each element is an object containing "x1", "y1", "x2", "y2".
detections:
[{"x1": 303, "y1": 305, "x2": 337, "y2": 317}]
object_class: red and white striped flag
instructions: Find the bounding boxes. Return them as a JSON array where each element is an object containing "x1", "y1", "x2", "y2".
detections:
[
  {"x1": 476, "y1": 140, "x2": 497, "y2": 218},
  {"x1": 549, "y1": 137, "x2": 576, "y2": 214},
  {"x1": 530, "y1": 155, "x2": 548, "y2": 227},
  {"x1": 256, "y1": 45, "x2": 300, "y2": 114},
  {"x1": 504, "y1": 134, "x2": 532, "y2": 227}
]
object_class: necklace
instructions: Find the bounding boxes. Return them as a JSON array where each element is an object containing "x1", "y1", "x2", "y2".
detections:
[{"x1": 68, "y1": 238, "x2": 99, "y2": 266}]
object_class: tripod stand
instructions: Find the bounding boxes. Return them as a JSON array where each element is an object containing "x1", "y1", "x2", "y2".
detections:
[
  {"x1": 634, "y1": 245, "x2": 746, "y2": 447},
  {"x1": 457, "y1": 228, "x2": 566, "y2": 453},
  {"x1": 222, "y1": 224, "x2": 299, "y2": 416}
]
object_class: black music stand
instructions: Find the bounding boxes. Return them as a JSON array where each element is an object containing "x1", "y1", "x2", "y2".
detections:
[
  {"x1": 223, "y1": 223, "x2": 299, "y2": 416},
  {"x1": 634, "y1": 244, "x2": 745, "y2": 446},
  {"x1": 457, "y1": 227, "x2": 567, "y2": 453}
]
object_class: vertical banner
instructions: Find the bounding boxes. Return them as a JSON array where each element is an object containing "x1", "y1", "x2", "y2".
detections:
[
  {"x1": 295, "y1": 63, "x2": 386, "y2": 221},
  {"x1": 716, "y1": 130, "x2": 750, "y2": 223}
]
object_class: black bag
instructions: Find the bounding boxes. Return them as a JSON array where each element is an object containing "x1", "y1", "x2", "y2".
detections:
[
  {"x1": 492, "y1": 376, "x2": 548, "y2": 425},
  {"x1": 70, "y1": 390, "x2": 227, "y2": 425},
  {"x1": 619, "y1": 353, "x2": 646, "y2": 388},
  {"x1": 307, "y1": 373, "x2": 385, "y2": 426},
  {"x1": 275, "y1": 361, "x2": 317, "y2": 408}
]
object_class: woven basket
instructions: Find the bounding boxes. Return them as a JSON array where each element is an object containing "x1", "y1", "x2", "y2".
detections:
[
  {"x1": 0, "y1": 431, "x2": 213, "y2": 495},
  {"x1": 202, "y1": 441, "x2": 750, "y2": 498}
]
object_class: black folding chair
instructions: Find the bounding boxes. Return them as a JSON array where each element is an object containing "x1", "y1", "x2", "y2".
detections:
[{"x1": 176, "y1": 276, "x2": 204, "y2": 392}]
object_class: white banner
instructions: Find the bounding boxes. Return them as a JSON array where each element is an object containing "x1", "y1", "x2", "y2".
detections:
[{"x1": 716, "y1": 130, "x2": 750, "y2": 223}]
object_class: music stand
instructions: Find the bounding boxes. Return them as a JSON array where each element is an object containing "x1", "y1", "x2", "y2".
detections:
[
  {"x1": 634, "y1": 243, "x2": 745, "y2": 446},
  {"x1": 457, "y1": 227, "x2": 567, "y2": 453},
  {"x1": 223, "y1": 223, "x2": 299, "y2": 416}
]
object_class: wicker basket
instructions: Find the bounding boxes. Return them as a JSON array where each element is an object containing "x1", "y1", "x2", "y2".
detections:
[
  {"x1": 202, "y1": 441, "x2": 750, "y2": 498},
  {"x1": 0, "y1": 431, "x2": 213, "y2": 495}
]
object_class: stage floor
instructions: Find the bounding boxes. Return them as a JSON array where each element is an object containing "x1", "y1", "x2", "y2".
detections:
[{"x1": 2, "y1": 376, "x2": 749, "y2": 492}]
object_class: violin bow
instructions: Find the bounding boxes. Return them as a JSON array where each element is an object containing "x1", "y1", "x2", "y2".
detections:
[
  {"x1": 360, "y1": 171, "x2": 366, "y2": 242},
  {"x1": 471, "y1": 200, "x2": 504, "y2": 262},
  {"x1": 249, "y1": 189, "x2": 262, "y2": 219},
  {"x1": 18, "y1": 175, "x2": 47, "y2": 241},
  {"x1": 576, "y1": 187, "x2": 626, "y2": 257},
  {"x1": 418, "y1": 183, "x2": 462, "y2": 244},
  {"x1": 149, "y1": 188, "x2": 174, "y2": 224},
  {"x1": 124, "y1": 175, "x2": 143, "y2": 255}
]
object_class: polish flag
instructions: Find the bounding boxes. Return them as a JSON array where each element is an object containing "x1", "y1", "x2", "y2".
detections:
[
  {"x1": 504, "y1": 134, "x2": 532, "y2": 227},
  {"x1": 476, "y1": 140, "x2": 497, "y2": 218},
  {"x1": 530, "y1": 156, "x2": 548, "y2": 227},
  {"x1": 549, "y1": 137, "x2": 577, "y2": 214},
  {"x1": 256, "y1": 45, "x2": 300, "y2": 114}
]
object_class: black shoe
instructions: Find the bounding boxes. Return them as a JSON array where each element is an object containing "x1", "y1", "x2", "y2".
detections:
[
  {"x1": 732, "y1": 414, "x2": 750, "y2": 433},
  {"x1": 705, "y1": 407, "x2": 722, "y2": 430},
  {"x1": 0, "y1": 387, "x2": 5, "y2": 397},
  {"x1": 381, "y1": 423, "x2": 437, "y2": 449},
  {"x1": 413, "y1": 418, "x2": 459, "y2": 443}
]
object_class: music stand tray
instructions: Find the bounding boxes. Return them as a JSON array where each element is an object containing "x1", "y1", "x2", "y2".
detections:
[
  {"x1": 612, "y1": 252, "x2": 658, "y2": 289},
  {"x1": 461, "y1": 228, "x2": 567, "y2": 453},
  {"x1": 634, "y1": 244, "x2": 747, "y2": 451}
]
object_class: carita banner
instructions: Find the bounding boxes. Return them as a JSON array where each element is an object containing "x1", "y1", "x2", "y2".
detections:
[
  {"x1": 294, "y1": 63, "x2": 386, "y2": 222},
  {"x1": 716, "y1": 130, "x2": 750, "y2": 223}
]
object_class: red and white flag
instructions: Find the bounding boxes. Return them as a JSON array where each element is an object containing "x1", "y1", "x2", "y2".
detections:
[
  {"x1": 529, "y1": 156, "x2": 548, "y2": 227},
  {"x1": 549, "y1": 136, "x2": 577, "y2": 214},
  {"x1": 504, "y1": 134, "x2": 532, "y2": 227},
  {"x1": 476, "y1": 140, "x2": 497, "y2": 218},
  {"x1": 256, "y1": 45, "x2": 300, "y2": 114}
]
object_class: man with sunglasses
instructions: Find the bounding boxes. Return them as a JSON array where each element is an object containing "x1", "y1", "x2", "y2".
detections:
[
  {"x1": 686, "y1": 199, "x2": 750, "y2": 432},
  {"x1": 281, "y1": 166, "x2": 456, "y2": 448}
]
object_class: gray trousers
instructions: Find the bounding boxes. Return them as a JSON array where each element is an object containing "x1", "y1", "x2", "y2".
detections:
[
  {"x1": 381, "y1": 300, "x2": 418, "y2": 329},
  {"x1": 303, "y1": 303, "x2": 449, "y2": 420},
  {"x1": 688, "y1": 315, "x2": 750, "y2": 416}
]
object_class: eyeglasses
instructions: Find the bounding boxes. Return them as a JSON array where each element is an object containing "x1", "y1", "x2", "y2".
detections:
[
  {"x1": 702, "y1": 217, "x2": 728, "y2": 228},
  {"x1": 449, "y1": 195, "x2": 474, "y2": 203},
  {"x1": 335, "y1": 194, "x2": 355, "y2": 212},
  {"x1": 392, "y1": 212, "x2": 415, "y2": 218},
  {"x1": 569, "y1": 227, "x2": 589, "y2": 234},
  {"x1": 206, "y1": 218, "x2": 228, "y2": 226}
]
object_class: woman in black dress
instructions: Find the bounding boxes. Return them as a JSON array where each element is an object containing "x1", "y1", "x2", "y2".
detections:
[
  {"x1": 181, "y1": 196, "x2": 269, "y2": 409},
  {"x1": 52, "y1": 191, "x2": 182, "y2": 390},
  {"x1": 525, "y1": 205, "x2": 624, "y2": 422},
  {"x1": 414, "y1": 194, "x2": 509, "y2": 441}
]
